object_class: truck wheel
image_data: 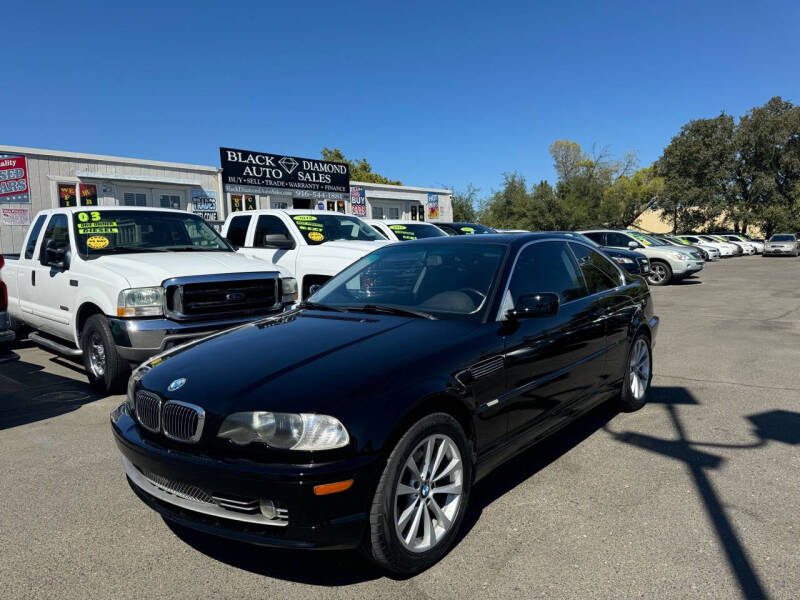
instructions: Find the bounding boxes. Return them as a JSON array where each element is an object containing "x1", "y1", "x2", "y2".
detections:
[
  {"x1": 80, "y1": 314, "x2": 130, "y2": 394},
  {"x1": 363, "y1": 413, "x2": 473, "y2": 574},
  {"x1": 646, "y1": 260, "x2": 672, "y2": 286}
]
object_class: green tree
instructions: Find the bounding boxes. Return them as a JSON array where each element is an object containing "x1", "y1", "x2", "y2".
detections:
[
  {"x1": 600, "y1": 166, "x2": 664, "y2": 228},
  {"x1": 321, "y1": 147, "x2": 402, "y2": 185},
  {"x1": 450, "y1": 184, "x2": 479, "y2": 222},
  {"x1": 478, "y1": 172, "x2": 529, "y2": 228}
]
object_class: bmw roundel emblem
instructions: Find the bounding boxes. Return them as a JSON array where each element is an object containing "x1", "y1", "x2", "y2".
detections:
[{"x1": 167, "y1": 378, "x2": 187, "y2": 392}]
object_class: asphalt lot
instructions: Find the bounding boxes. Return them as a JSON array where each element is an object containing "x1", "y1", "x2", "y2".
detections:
[{"x1": 1, "y1": 255, "x2": 799, "y2": 600}]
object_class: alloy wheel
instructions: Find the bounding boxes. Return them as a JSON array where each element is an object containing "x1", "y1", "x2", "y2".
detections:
[
  {"x1": 88, "y1": 333, "x2": 107, "y2": 378},
  {"x1": 629, "y1": 338, "x2": 651, "y2": 400},
  {"x1": 648, "y1": 264, "x2": 667, "y2": 284},
  {"x1": 394, "y1": 434, "x2": 463, "y2": 553}
]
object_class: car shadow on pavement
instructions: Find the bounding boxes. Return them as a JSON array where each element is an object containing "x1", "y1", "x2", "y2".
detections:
[
  {"x1": 603, "y1": 386, "x2": 799, "y2": 600},
  {"x1": 166, "y1": 519, "x2": 384, "y2": 585},
  {"x1": 0, "y1": 358, "x2": 100, "y2": 430}
]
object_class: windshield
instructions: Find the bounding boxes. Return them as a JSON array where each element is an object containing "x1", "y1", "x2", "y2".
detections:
[
  {"x1": 290, "y1": 214, "x2": 384, "y2": 245},
  {"x1": 627, "y1": 231, "x2": 664, "y2": 246},
  {"x1": 770, "y1": 234, "x2": 796, "y2": 242},
  {"x1": 310, "y1": 242, "x2": 507, "y2": 320},
  {"x1": 388, "y1": 223, "x2": 448, "y2": 241},
  {"x1": 455, "y1": 223, "x2": 496, "y2": 235},
  {"x1": 672, "y1": 237, "x2": 691, "y2": 245},
  {"x1": 698, "y1": 236, "x2": 718, "y2": 243},
  {"x1": 72, "y1": 210, "x2": 231, "y2": 257}
]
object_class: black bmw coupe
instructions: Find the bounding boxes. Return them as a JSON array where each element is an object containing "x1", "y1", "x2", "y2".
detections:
[{"x1": 112, "y1": 233, "x2": 658, "y2": 573}]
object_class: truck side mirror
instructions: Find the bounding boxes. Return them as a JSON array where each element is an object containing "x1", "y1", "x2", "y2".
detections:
[
  {"x1": 43, "y1": 239, "x2": 69, "y2": 270},
  {"x1": 262, "y1": 234, "x2": 296, "y2": 250}
]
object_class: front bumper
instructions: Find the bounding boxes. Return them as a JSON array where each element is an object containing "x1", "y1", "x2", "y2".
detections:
[
  {"x1": 763, "y1": 247, "x2": 796, "y2": 255},
  {"x1": 672, "y1": 260, "x2": 705, "y2": 275},
  {"x1": 111, "y1": 407, "x2": 380, "y2": 549},
  {"x1": 108, "y1": 313, "x2": 280, "y2": 363}
]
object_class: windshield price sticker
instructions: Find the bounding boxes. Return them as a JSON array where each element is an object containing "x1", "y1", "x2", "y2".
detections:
[
  {"x1": 297, "y1": 224, "x2": 324, "y2": 232},
  {"x1": 389, "y1": 225, "x2": 407, "y2": 231},
  {"x1": 293, "y1": 215, "x2": 318, "y2": 222},
  {"x1": 460, "y1": 227, "x2": 475, "y2": 234},
  {"x1": 86, "y1": 235, "x2": 110, "y2": 249},
  {"x1": 308, "y1": 231, "x2": 324, "y2": 242},
  {"x1": 78, "y1": 220, "x2": 119, "y2": 234}
]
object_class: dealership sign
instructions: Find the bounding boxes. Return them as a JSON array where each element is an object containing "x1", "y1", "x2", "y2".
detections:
[
  {"x1": 0, "y1": 154, "x2": 30, "y2": 203},
  {"x1": 220, "y1": 147, "x2": 350, "y2": 201},
  {"x1": 351, "y1": 187, "x2": 366, "y2": 216}
]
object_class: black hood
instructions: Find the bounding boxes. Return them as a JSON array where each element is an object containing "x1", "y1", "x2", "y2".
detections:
[{"x1": 139, "y1": 309, "x2": 476, "y2": 417}]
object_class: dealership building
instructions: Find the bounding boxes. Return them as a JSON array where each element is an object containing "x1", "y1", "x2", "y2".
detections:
[{"x1": 0, "y1": 145, "x2": 453, "y2": 255}]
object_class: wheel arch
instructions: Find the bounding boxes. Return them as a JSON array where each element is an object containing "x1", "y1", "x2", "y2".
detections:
[{"x1": 74, "y1": 302, "x2": 106, "y2": 347}]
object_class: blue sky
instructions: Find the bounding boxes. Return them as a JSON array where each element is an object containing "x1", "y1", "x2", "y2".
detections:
[{"x1": 4, "y1": 0, "x2": 799, "y2": 198}]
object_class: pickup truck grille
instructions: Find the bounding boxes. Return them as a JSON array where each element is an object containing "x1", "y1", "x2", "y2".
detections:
[{"x1": 164, "y1": 273, "x2": 280, "y2": 321}]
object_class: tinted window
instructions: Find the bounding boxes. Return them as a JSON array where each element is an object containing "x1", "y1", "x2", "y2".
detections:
[
  {"x1": 507, "y1": 241, "x2": 586, "y2": 305},
  {"x1": 435, "y1": 224, "x2": 459, "y2": 235},
  {"x1": 254, "y1": 215, "x2": 291, "y2": 246},
  {"x1": 770, "y1": 234, "x2": 795, "y2": 242},
  {"x1": 582, "y1": 231, "x2": 605, "y2": 245},
  {"x1": 606, "y1": 232, "x2": 633, "y2": 247},
  {"x1": 569, "y1": 242, "x2": 624, "y2": 294},
  {"x1": 226, "y1": 215, "x2": 251, "y2": 247},
  {"x1": 290, "y1": 214, "x2": 384, "y2": 245},
  {"x1": 39, "y1": 214, "x2": 69, "y2": 262},
  {"x1": 25, "y1": 214, "x2": 47, "y2": 259},
  {"x1": 388, "y1": 223, "x2": 448, "y2": 240}
]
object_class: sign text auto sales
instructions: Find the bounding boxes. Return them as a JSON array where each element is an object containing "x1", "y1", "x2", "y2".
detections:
[{"x1": 219, "y1": 147, "x2": 350, "y2": 201}]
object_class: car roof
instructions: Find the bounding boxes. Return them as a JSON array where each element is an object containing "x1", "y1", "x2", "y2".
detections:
[
  {"x1": 230, "y1": 209, "x2": 359, "y2": 217},
  {"x1": 396, "y1": 231, "x2": 595, "y2": 248},
  {"x1": 364, "y1": 219, "x2": 438, "y2": 226},
  {"x1": 45, "y1": 206, "x2": 194, "y2": 214}
]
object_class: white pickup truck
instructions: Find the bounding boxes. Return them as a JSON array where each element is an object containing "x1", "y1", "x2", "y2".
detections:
[
  {"x1": 4, "y1": 207, "x2": 297, "y2": 392},
  {"x1": 221, "y1": 209, "x2": 389, "y2": 298}
]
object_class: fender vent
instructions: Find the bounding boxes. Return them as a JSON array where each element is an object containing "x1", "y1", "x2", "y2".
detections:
[{"x1": 469, "y1": 356, "x2": 504, "y2": 379}]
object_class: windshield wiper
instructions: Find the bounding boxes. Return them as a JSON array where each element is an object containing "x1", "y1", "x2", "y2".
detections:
[
  {"x1": 345, "y1": 304, "x2": 436, "y2": 320},
  {"x1": 90, "y1": 246, "x2": 167, "y2": 254},
  {"x1": 297, "y1": 301, "x2": 346, "y2": 313}
]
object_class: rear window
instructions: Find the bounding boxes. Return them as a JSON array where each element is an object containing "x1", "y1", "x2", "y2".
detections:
[
  {"x1": 226, "y1": 215, "x2": 251, "y2": 247},
  {"x1": 25, "y1": 214, "x2": 47, "y2": 259},
  {"x1": 388, "y1": 223, "x2": 448, "y2": 241}
]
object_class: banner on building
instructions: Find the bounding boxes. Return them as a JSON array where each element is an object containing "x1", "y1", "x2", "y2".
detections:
[
  {"x1": 220, "y1": 147, "x2": 350, "y2": 201},
  {"x1": 351, "y1": 187, "x2": 366, "y2": 216},
  {"x1": 245, "y1": 195, "x2": 256, "y2": 211},
  {"x1": 58, "y1": 183, "x2": 78, "y2": 207},
  {"x1": 191, "y1": 189, "x2": 218, "y2": 221},
  {"x1": 0, "y1": 154, "x2": 30, "y2": 203},
  {"x1": 79, "y1": 183, "x2": 98, "y2": 206},
  {"x1": 1, "y1": 207, "x2": 30, "y2": 226},
  {"x1": 427, "y1": 193, "x2": 439, "y2": 219}
]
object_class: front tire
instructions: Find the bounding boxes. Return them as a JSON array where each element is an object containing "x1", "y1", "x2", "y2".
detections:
[
  {"x1": 80, "y1": 314, "x2": 130, "y2": 394},
  {"x1": 364, "y1": 412, "x2": 473, "y2": 574},
  {"x1": 646, "y1": 260, "x2": 672, "y2": 286},
  {"x1": 618, "y1": 333, "x2": 652, "y2": 412}
]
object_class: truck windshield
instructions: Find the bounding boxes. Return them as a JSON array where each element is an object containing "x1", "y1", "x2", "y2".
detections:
[
  {"x1": 72, "y1": 210, "x2": 231, "y2": 257},
  {"x1": 310, "y1": 242, "x2": 507, "y2": 321},
  {"x1": 290, "y1": 214, "x2": 384, "y2": 245},
  {"x1": 387, "y1": 223, "x2": 448, "y2": 240}
]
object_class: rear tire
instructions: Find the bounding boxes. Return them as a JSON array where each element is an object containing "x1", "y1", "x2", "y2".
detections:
[
  {"x1": 80, "y1": 314, "x2": 130, "y2": 394},
  {"x1": 618, "y1": 333, "x2": 652, "y2": 412},
  {"x1": 363, "y1": 412, "x2": 473, "y2": 574},
  {"x1": 646, "y1": 260, "x2": 672, "y2": 286}
]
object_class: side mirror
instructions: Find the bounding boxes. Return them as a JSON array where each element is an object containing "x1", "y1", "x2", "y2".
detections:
[
  {"x1": 627, "y1": 240, "x2": 639, "y2": 249},
  {"x1": 43, "y1": 239, "x2": 69, "y2": 270},
  {"x1": 262, "y1": 234, "x2": 296, "y2": 250},
  {"x1": 308, "y1": 284, "x2": 322, "y2": 296},
  {"x1": 506, "y1": 293, "x2": 559, "y2": 320}
]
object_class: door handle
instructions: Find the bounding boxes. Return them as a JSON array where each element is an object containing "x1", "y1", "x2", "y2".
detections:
[{"x1": 31, "y1": 270, "x2": 36, "y2": 286}]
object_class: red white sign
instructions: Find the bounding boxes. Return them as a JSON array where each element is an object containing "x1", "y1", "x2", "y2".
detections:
[
  {"x1": 1, "y1": 207, "x2": 31, "y2": 226},
  {"x1": 0, "y1": 154, "x2": 31, "y2": 203}
]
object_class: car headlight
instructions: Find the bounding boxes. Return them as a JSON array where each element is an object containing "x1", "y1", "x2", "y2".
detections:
[
  {"x1": 117, "y1": 287, "x2": 164, "y2": 317},
  {"x1": 217, "y1": 412, "x2": 350, "y2": 450},
  {"x1": 612, "y1": 256, "x2": 634, "y2": 264},
  {"x1": 669, "y1": 251, "x2": 688, "y2": 260},
  {"x1": 281, "y1": 277, "x2": 298, "y2": 304}
]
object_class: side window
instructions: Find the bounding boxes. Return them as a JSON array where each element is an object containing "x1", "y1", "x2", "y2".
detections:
[
  {"x1": 254, "y1": 216, "x2": 292, "y2": 247},
  {"x1": 569, "y1": 243, "x2": 624, "y2": 294},
  {"x1": 605, "y1": 232, "x2": 632, "y2": 248},
  {"x1": 24, "y1": 214, "x2": 48, "y2": 259},
  {"x1": 582, "y1": 231, "x2": 605, "y2": 245},
  {"x1": 371, "y1": 224, "x2": 390, "y2": 239},
  {"x1": 39, "y1": 214, "x2": 70, "y2": 262},
  {"x1": 225, "y1": 215, "x2": 251, "y2": 247},
  {"x1": 507, "y1": 241, "x2": 587, "y2": 306}
]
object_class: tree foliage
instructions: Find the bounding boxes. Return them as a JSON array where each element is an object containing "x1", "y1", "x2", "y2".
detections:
[
  {"x1": 321, "y1": 147, "x2": 402, "y2": 185},
  {"x1": 450, "y1": 184, "x2": 479, "y2": 221}
]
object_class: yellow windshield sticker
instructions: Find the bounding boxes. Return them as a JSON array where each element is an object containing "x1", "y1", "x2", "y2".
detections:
[
  {"x1": 461, "y1": 227, "x2": 475, "y2": 233},
  {"x1": 86, "y1": 235, "x2": 109, "y2": 249},
  {"x1": 308, "y1": 231, "x2": 324, "y2": 242},
  {"x1": 389, "y1": 225, "x2": 407, "y2": 230},
  {"x1": 293, "y1": 215, "x2": 317, "y2": 221},
  {"x1": 77, "y1": 220, "x2": 119, "y2": 234},
  {"x1": 77, "y1": 211, "x2": 102, "y2": 223}
]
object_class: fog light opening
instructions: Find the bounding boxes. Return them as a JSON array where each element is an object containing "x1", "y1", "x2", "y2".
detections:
[
  {"x1": 259, "y1": 499, "x2": 277, "y2": 519},
  {"x1": 313, "y1": 479, "x2": 354, "y2": 496}
]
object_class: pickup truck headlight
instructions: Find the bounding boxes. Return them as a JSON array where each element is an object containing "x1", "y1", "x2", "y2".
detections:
[
  {"x1": 217, "y1": 412, "x2": 350, "y2": 450},
  {"x1": 281, "y1": 277, "x2": 298, "y2": 304},
  {"x1": 612, "y1": 256, "x2": 634, "y2": 264},
  {"x1": 117, "y1": 287, "x2": 164, "y2": 317}
]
